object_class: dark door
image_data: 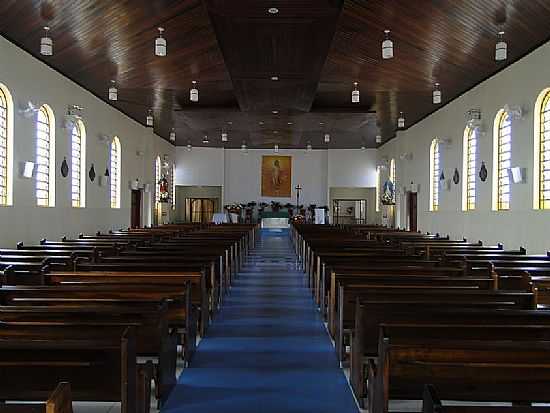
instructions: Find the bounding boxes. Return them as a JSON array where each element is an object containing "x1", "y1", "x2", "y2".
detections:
[
  {"x1": 408, "y1": 192, "x2": 418, "y2": 232},
  {"x1": 131, "y1": 190, "x2": 142, "y2": 228}
]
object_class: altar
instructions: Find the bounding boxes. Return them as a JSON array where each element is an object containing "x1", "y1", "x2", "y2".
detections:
[{"x1": 260, "y1": 211, "x2": 290, "y2": 229}]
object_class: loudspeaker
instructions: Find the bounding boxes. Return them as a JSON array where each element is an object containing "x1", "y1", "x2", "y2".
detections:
[
  {"x1": 21, "y1": 161, "x2": 35, "y2": 178},
  {"x1": 510, "y1": 167, "x2": 526, "y2": 184}
]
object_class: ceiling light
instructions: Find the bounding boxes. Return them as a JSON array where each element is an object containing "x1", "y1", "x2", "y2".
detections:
[
  {"x1": 259, "y1": 121, "x2": 264, "y2": 125},
  {"x1": 202, "y1": 135, "x2": 210, "y2": 144},
  {"x1": 186, "y1": 142, "x2": 192, "y2": 152},
  {"x1": 376, "y1": 135, "x2": 382, "y2": 144},
  {"x1": 273, "y1": 130, "x2": 278, "y2": 134},
  {"x1": 324, "y1": 133, "x2": 330, "y2": 143},
  {"x1": 221, "y1": 132, "x2": 228, "y2": 142},
  {"x1": 361, "y1": 145, "x2": 367, "y2": 151},
  {"x1": 40, "y1": 26, "x2": 53, "y2": 56},
  {"x1": 382, "y1": 29, "x2": 394, "y2": 60},
  {"x1": 241, "y1": 142, "x2": 248, "y2": 154},
  {"x1": 169, "y1": 128, "x2": 176, "y2": 142},
  {"x1": 227, "y1": 121, "x2": 233, "y2": 125},
  {"x1": 397, "y1": 112, "x2": 405, "y2": 128},
  {"x1": 271, "y1": 76, "x2": 279, "y2": 81},
  {"x1": 495, "y1": 31, "x2": 507, "y2": 61},
  {"x1": 287, "y1": 122, "x2": 293, "y2": 125},
  {"x1": 155, "y1": 27, "x2": 167, "y2": 57},
  {"x1": 319, "y1": 122, "x2": 324, "y2": 126},
  {"x1": 433, "y1": 83, "x2": 442, "y2": 104},
  {"x1": 190, "y1": 81, "x2": 199, "y2": 102},
  {"x1": 352, "y1": 82, "x2": 360, "y2": 103},
  {"x1": 274, "y1": 144, "x2": 279, "y2": 153},
  {"x1": 306, "y1": 143, "x2": 313, "y2": 152},
  {"x1": 146, "y1": 109, "x2": 154, "y2": 127},
  {"x1": 108, "y1": 80, "x2": 118, "y2": 101},
  {"x1": 272, "y1": 110, "x2": 279, "y2": 114},
  {"x1": 268, "y1": 7, "x2": 279, "y2": 14}
]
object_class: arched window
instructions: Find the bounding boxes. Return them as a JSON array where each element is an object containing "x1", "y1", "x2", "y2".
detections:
[
  {"x1": 0, "y1": 83, "x2": 14, "y2": 206},
  {"x1": 534, "y1": 89, "x2": 550, "y2": 210},
  {"x1": 155, "y1": 156, "x2": 161, "y2": 208},
  {"x1": 375, "y1": 166, "x2": 381, "y2": 212},
  {"x1": 429, "y1": 139, "x2": 440, "y2": 211},
  {"x1": 36, "y1": 104, "x2": 55, "y2": 207},
  {"x1": 389, "y1": 158, "x2": 396, "y2": 185},
  {"x1": 492, "y1": 110, "x2": 511, "y2": 210},
  {"x1": 171, "y1": 163, "x2": 176, "y2": 210},
  {"x1": 110, "y1": 136, "x2": 121, "y2": 209},
  {"x1": 71, "y1": 120, "x2": 86, "y2": 208},
  {"x1": 462, "y1": 126, "x2": 477, "y2": 211}
]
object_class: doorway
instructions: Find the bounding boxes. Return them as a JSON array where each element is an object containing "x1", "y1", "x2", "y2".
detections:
[
  {"x1": 185, "y1": 198, "x2": 218, "y2": 223},
  {"x1": 130, "y1": 189, "x2": 142, "y2": 228},
  {"x1": 407, "y1": 192, "x2": 418, "y2": 232}
]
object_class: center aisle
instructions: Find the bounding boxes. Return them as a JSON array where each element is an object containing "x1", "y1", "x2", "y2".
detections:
[{"x1": 162, "y1": 228, "x2": 359, "y2": 413}]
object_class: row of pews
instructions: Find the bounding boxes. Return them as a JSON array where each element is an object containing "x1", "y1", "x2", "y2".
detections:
[
  {"x1": 0, "y1": 223, "x2": 258, "y2": 413},
  {"x1": 292, "y1": 223, "x2": 550, "y2": 413}
]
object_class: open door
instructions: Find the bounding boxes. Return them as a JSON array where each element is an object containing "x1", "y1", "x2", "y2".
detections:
[
  {"x1": 408, "y1": 191, "x2": 418, "y2": 232},
  {"x1": 131, "y1": 189, "x2": 142, "y2": 228}
]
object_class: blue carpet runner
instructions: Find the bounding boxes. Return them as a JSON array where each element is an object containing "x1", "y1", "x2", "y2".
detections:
[{"x1": 162, "y1": 229, "x2": 359, "y2": 413}]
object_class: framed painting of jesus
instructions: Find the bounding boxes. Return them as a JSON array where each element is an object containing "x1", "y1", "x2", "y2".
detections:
[{"x1": 261, "y1": 155, "x2": 292, "y2": 197}]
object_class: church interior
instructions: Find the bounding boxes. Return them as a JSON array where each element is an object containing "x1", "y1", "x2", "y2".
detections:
[{"x1": 1, "y1": 1, "x2": 550, "y2": 412}]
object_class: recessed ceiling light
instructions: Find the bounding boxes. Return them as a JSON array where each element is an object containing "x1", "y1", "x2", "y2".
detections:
[
  {"x1": 259, "y1": 121, "x2": 264, "y2": 125},
  {"x1": 268, "y1": 7, "x2": 279, "y2": 14},
  {"x1": 272, "y1": 110, "x2": 279, "y2": 114},
  {"x1": 273, "y1": 130, "x2": 278, "y2": 134},
  {"x1": 319, "y1": 122, "x2": 324, "y2": 126},
  {"x1": 271, "y1": 76, "x2": 279, "y2": 81},
  {"x1": 287, "y1": 122, "x2": 293, "y2": 125}
]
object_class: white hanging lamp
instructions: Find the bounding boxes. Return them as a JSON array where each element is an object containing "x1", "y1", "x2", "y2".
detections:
[
  {"x1": 382, "y1": 29, "x2": 394, "y2": 60},
  {"x1": 40, "y1": 26, "x2": 53, "y2": 56},
  {"x1": 202, "y1": 135, "x2": 209, "y2": 144},
  {"x1": 108, "y1": 80, "x2": 118, "y2": 101},
  {"x1": 433, "y1": 83, "x2": 442, "y2": 104},
  {"x1": 169, "y1": 128, "x2": 176, "y2": 142},
  {"x1": 274, "y1": 144, "x2": 279, "y2": 153},
  {"x1": 397, "y1": 112, "x2": 405, "y2": 128},
  {"x1": 241, "y1": 142, "x2": 248, "y2": 154},
  {"x1": 324, "y1": 133, "x2": 330, "y2": 143},
  {"x1": 186, "y1": 141, "x2": 192, "y2": 151},
  {"x1": 190, "y1": 81, "x2": 199, "y2": 102},
  {"x1": 306, "y1": 142, "x2": 313, "y2": 152},
  {"x1": 351, "y1": 82, "x2": 360, "y2": 103},
  {"x1": 495, "y1": 31, "x2": 507, "y2": 61},
  {"x1": 146, "y1": 109, "x2": 154, "y2": 127},
  {"x1": 155, "y1": 27, "x2": 167, "y2": 57},
  {"x1": 221, "y1": 132, "x2": 228, "y2": 142},
  {"x1": 376, "y1": 135, "x2": 382, "y2": 144}
]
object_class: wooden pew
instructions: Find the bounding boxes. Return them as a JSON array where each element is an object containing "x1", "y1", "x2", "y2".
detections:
[
  {"x1": 0, "y1": 382, "x2": 73, "y2": 413},
  {"x1": 0, "y1": 323, "x2": 152, "y2": 413},
  {"x1": 0, "y1": 302, "x2": 178, "y2": 403},
  {"x1": 370, "y1": 324, "x2": 550, "y2": 413}
]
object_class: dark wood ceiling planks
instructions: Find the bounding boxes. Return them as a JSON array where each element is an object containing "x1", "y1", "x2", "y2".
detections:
[{"x1": 1, "y1": 0, "x2": 550, "y2": 148}]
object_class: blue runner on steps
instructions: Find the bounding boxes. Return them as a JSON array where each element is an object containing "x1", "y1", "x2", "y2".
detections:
[{"x1": 162, "y1": 229, "x2": 359, "y2": 413}]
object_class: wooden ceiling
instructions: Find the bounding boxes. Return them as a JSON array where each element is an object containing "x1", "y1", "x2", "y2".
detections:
[{"x1": 1, "y1": 0, "x2": 550, "y2": 148}]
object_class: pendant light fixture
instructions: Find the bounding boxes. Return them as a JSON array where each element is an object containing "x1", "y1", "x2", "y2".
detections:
[
  {"x1": 221, "y1": 132, "x2": 228, "y2": 142},
  {"x1": 241, "y1": 142, "x2": 248, "y2": 154},
  {"x1": 495, "y1": 31, "x2": 507, "y2": 61},
  {"x1": 186, "y1": 141, "x2": 192, "y2": 152},
  {"x1": 382, "y1": 29, "x2": 394, "y2": 60},
  {"x1": 40, "y1": 26, "x2": 53, "y2": 56},
  {"x1": 351, "y1": 82, "x2": 360, "y2": 103},
  {"x1": 274, "y1": 144, "x2": 279, "y2": 153},
  {"x1": 108, "y1": 80, "x2": 118, "y2": 101},
  {"x1": 190, "y1": 81, "x2": 199, "y2": 102},
  {"x1": 361, "y1": 145, "x2": 367, "y2": 151},
  {"x1": 433, "y1": 83, "x2": 442, "y2": 104},
  {"x1": 146, "y1": 109, "x2": 154, "y2": 127},
  {"x1": 169, "y1": 128, "x2": 176, "y2": 142},
  {"x1": 376, "y1": 135, "x2": 382, "y2": 144},
  {"x1": 202, "y1": 135, "x2": 209, "y2": 144},
  {"x1": 155, "y1": 27, "x2": 167, "y2": 57},
  {"x1": 306, "y1": 142, "x2": 313, "y2": 152},
  {"x1": 397, "y1": 112, "x2": 405, "y2": 128},
  {"x1": 324, "y1": 133, "x2": 330, "y2": 143}
]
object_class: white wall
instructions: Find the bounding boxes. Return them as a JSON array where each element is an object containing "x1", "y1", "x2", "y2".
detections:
[
  {"x1": 378, "y1": 40, "x2": 550, "y2": 253},
  {"x1": 0, "y1": 35, "x2": 175, "y2": 248},
  {"x1": 175, "y1": 147, "x2": 379, "y2": 211}
]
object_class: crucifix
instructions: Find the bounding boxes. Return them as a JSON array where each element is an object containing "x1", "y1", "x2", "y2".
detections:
[{"x1": 295, "y1": 185, "x2": 302, "y2": 213}]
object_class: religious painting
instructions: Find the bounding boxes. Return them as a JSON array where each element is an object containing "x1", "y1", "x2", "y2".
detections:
[{"x1": 261, "y1": 155, "x2": 292, "y2": 197}]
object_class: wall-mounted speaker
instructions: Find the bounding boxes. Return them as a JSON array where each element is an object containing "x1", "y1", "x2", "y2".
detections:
[{"x1": 510, "y1": 167, "x2": 527, "y2": 184}]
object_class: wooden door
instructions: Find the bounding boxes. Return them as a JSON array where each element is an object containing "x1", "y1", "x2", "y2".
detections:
[
  {"x1": 408, "y1": 192, "x2": 418, "y2": 232},
  {"x1": 130, "y1": 190, "x2": 142, "y2": 228}
]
